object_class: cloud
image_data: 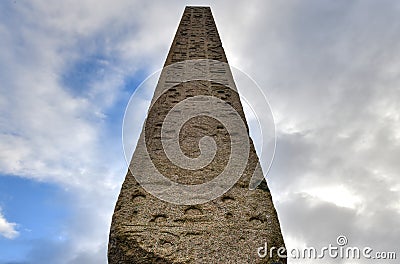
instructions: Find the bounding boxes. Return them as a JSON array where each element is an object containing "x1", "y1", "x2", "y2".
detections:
[
  {"x1": 227, "y1": 0, "x2": 400, "y2": 262},
  {"x1": 0, "y1": 1, "x2": 188, "y2": 262},
  {"x1": 0, "y1": 209, "x2": 19, "y2": 239}
]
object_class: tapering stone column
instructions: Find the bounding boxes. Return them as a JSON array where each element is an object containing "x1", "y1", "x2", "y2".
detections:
[{"x1": 108, "y1": 6, "x2": 286, "y2": 264}]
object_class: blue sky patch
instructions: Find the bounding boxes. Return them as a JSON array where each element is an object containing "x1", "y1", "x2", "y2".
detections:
[
  {"x1": 61, "y1": 55, "x2": 111, "y2": 97},
  {"x1": 0, "y1": 175, "x2": 71, "y2": 263}
]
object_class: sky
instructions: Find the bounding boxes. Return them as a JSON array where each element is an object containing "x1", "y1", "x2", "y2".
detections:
[{"x1": 0, "y1": 0, "x2": 399, "y2": 263}]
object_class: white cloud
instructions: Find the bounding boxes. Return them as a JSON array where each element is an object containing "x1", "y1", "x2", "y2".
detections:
[
  {"x1": 0, "y1": 208, "x2": 19, "y2": 239},
  {"x1": 302, "y1": 185, "x2": 362, "y2": 209},
  {"x1": 0, "y1": 1, "x2": 191, "y2": 262}
]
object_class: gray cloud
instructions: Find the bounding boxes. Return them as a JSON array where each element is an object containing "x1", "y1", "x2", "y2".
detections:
[{"x1": 226, "y1": 0, "x2": 400, "y2": 262}]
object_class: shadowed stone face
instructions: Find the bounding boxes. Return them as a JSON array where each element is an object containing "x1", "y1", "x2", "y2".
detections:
[{"x1": 108, "y1": 6, "x2": 286, "y2": 264}]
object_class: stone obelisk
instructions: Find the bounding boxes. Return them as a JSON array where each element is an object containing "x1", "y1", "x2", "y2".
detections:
[{"x1": 109, "y1": 6, "x2": 286, "y2": 263}]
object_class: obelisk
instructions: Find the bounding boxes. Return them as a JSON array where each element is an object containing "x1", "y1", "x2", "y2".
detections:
[{"x1": 109, "y1": 6, "x2": 286, "y2": 263}]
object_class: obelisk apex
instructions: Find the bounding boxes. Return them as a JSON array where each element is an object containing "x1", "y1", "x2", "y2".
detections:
[{"x1": 109, "y1": 6, "x2": 286, "y2": 263}]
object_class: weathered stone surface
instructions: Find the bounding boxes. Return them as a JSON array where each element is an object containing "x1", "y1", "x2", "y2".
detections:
[{"x1": 109, "y1": 6, "x2": 286, "y2": 263}]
